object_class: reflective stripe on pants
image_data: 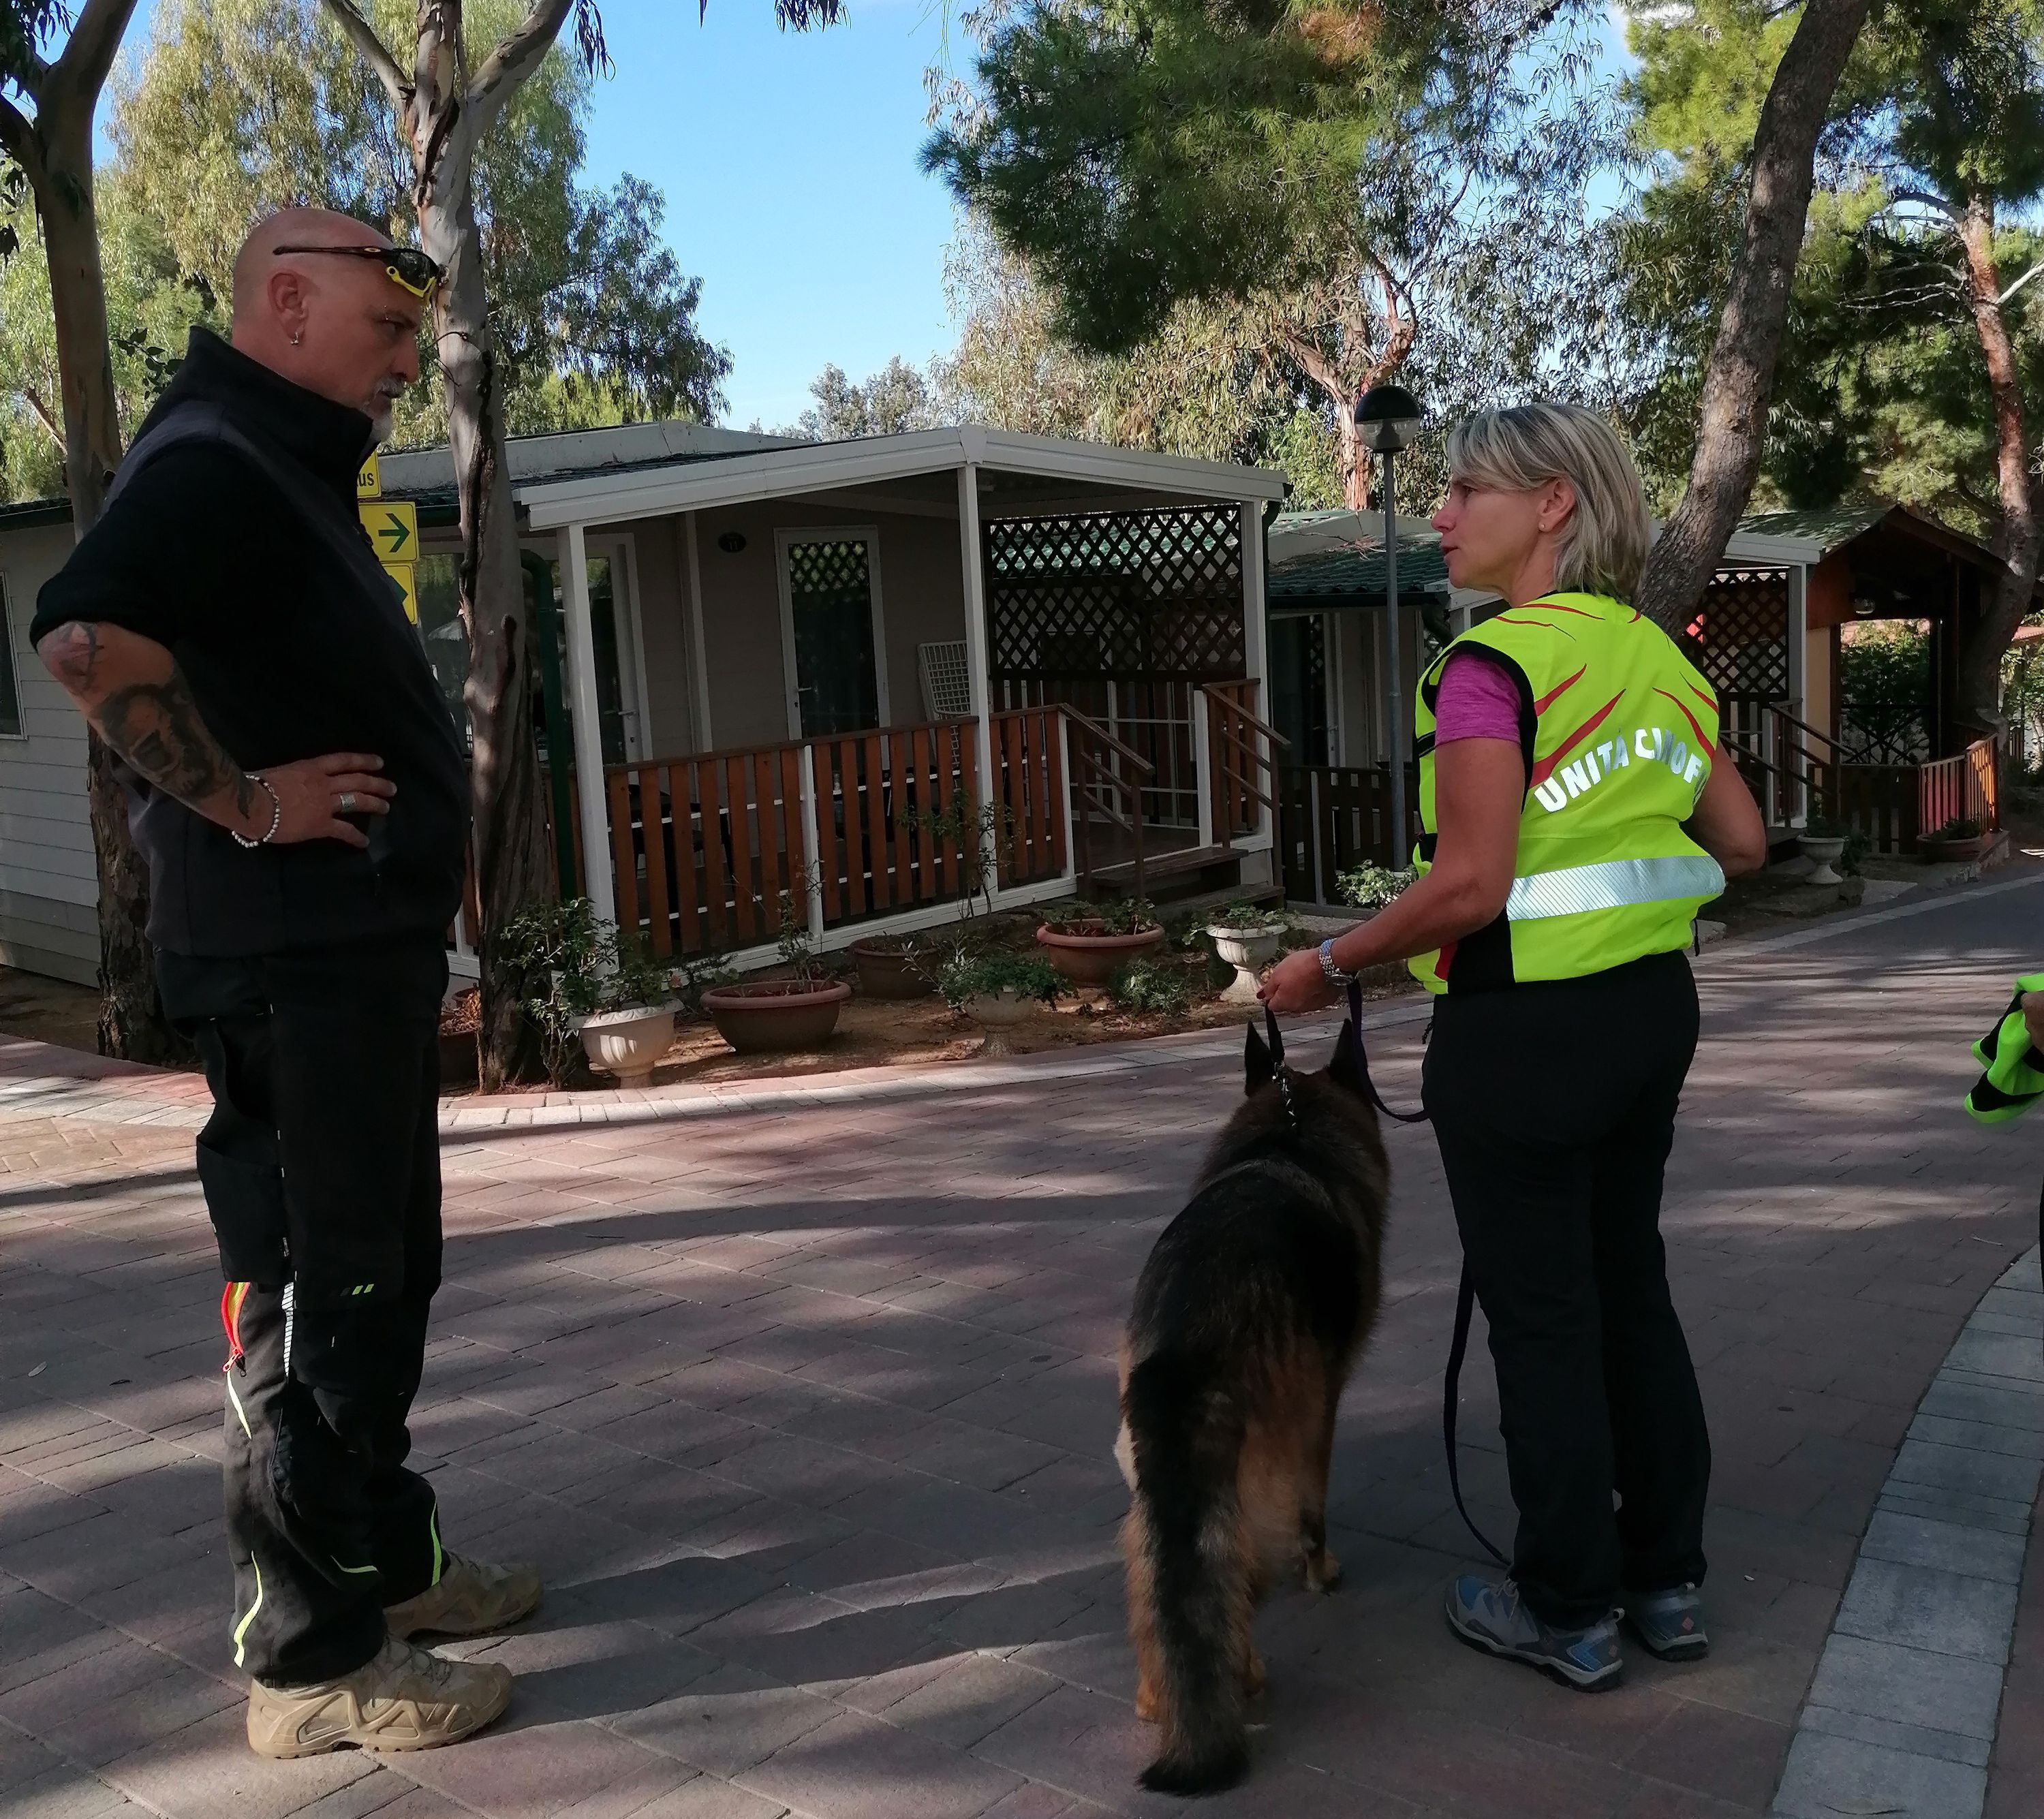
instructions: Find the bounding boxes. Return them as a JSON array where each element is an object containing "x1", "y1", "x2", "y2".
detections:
[{"x1": 1506, "y1": 855, "x2": 1726, "y2": 922}]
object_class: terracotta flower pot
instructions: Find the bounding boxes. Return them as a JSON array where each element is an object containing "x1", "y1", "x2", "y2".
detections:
[
  {"x1": 1920, "y1": 833, "x2": 1987, "y2": 863},
  {"x1": 1207, "y1": 924, "x2": 1282, "y2": 1004},
  {"x1": 437, "y1": 1029, "x2": 479, "y2": 1089},
  {"x1": 573, "y1": 1004, "x2": 679, "y2": 1087},
  {"x1": 1035, "y1": 922, "x2": 1166, "y2": 985},
  {"x1": 848, "y1": 936, "x2": 935, "y2": 1000},
  {"x1": 700, "y1": 978, "x2": 851, "y2": 1054}
]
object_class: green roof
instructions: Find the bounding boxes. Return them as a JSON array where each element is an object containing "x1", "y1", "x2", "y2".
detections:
[
  {"x1": 1738, "y1": 505, "x2": 1889, "y2": 556},
  {"x1": 1267, "y1": 536, "x2": 1451, "y2": 605}
]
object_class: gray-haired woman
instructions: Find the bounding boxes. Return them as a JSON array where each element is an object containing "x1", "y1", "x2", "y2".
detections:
[{"x1": 1263, "y1": 402, "x2": 1767, "y2": 1688}]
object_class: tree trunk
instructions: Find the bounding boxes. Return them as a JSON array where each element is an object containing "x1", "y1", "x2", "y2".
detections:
[
  {"x1": 1951, "y1": 197, "x2": 2041, "y2": 746},
  {"x1": 418, "y1": 146, "x2": 551, "y2": 1090},
  {"x1": 1635, "y1": 0, "x2": 1873, "y2": 630},
  {"x1": 25, "y1": 43, "x2": 182, "y2": 1063}
]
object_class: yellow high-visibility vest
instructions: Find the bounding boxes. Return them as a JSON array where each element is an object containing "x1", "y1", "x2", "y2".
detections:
[{"x1": 1409, "y1": 591, "x2": 1726, "y2": 994}]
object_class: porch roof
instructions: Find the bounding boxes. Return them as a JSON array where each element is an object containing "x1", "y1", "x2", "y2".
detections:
[{"x1": 513, "y1": 425, "x2": 1286, "y2": 531}]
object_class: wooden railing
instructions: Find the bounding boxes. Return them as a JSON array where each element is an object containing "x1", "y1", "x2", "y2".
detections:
[
  {"x1": 1065, "y1": 706, "x2": 1155, "y2": 899},
  {"x1": 1198, "y1": 681, "x2": 1288, "y2": 890},
  {"x1": 548, "y1": 713, "x2": 1074, "y2": 957},
  {"x1": 1921, "y1": 736, "x2": 2001, "y2": 840},
  {"x1": 1277, "y1": 762, "x2": 1419, "y2": 905},
  {"x1": 991, "y1": 705, "x2": 1070, "y2": 890}
]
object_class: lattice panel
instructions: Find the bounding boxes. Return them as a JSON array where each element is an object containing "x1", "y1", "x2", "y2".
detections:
[
  {"x1": 1683, "y1": 569, "x2": 1791, "y2": 701},
  {"x1": 985, "y1": 505, "x2": 1246, "y2": 683},
  {"x1": 788, "y1": 538, "x2": 870, "y2": 601}
]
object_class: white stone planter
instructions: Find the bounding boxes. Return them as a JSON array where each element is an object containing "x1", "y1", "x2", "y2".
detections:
[
  {"x1": 1799, "y1": 835, "x2": 1847, "y2": 887},
  {"x1": 1207, "y1": 925, "x2": 1283, "y2": 1004},
  {"x1": 572, "y1": 1003, "x2": 679, "y2": 1088},
  {"x1": 965, "y1": 988, "x2": 1034, "y2": 1054}
]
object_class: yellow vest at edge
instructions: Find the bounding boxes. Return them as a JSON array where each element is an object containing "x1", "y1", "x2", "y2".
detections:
[{"x1": 1408, "y1": 592, "x2": 1726, "y2": 994}]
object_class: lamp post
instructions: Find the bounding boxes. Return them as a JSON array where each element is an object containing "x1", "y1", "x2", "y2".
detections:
[{"x1": 1355, "y1": 384, "x2": 1425, "y2": 853}]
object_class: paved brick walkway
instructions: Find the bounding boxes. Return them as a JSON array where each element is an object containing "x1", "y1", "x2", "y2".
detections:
[{"x1": 4, "y1": 876, "x2": 2044, "y2": 1819}]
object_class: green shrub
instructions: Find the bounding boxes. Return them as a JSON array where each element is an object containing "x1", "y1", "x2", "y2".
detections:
[
  {"x1": 1109, "y1": 959, "x2": 1190, "y2": 1016},
  {"x1": 498, "y1": 897, "x2": 679, "y2": 1087},
  {"x1": 1205, "y1": 899, "x2": 1286, "y2": 931},
  {"x1": 937, "y1": 945, "x2": 1064, "y2": 1011},
  {"x1": 1337, "y1": 863, "x2": 1415, "y2": 910},
  {"x1": 1041, "y1": 897, "x2": 1160, "y2": 934},
  {"x1": 1935, "y1": 815, "x2": 1982, "y2": 840}
]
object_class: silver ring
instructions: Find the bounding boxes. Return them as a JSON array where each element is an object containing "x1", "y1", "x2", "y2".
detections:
[{"x1": 339, "y1": 792, "x2": 357, "y2": 814}]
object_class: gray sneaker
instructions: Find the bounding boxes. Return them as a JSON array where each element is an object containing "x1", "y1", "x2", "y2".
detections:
[
  {"x1": 1444, "y1": 1574, "x2": 1624, "y2": 1691},
  {"x1": 1624, "y1": 1584, "x2": 1709, "y2": 1661}
]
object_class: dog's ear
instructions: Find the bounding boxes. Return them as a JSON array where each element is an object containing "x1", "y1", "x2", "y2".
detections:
[
  {"x1": 1329, "y1": 1016, "x2": 1363, "y2": 1094},
  {"x1": 1245, "y1": 1020, "x2": 1274, "y2": 1094}
]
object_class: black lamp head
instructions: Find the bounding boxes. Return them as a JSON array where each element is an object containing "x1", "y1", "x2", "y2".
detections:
[{"x1": 1354, "y1": 384, "x2": 1423, "y2": 455}]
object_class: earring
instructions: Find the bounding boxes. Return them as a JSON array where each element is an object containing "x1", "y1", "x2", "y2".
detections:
[{"x1": 290, "y1": 331, "x2": 303, "y2": 346}]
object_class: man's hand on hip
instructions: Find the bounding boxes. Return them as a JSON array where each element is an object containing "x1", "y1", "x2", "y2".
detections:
[
  {"x1": 39, "y1": 619, "x2": 392, "y2": 849},
  {"x1": 259, "y1": 754, "x2": 394, "y2": 849}
]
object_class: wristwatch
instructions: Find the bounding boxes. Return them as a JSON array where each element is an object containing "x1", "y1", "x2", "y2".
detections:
[{"x1": 1318, "y1": 938, "x2": 1352, "y2": 988}]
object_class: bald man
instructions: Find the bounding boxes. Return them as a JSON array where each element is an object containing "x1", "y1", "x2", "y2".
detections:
[{"x1": 33, "y1": 211, "x2": 535, "y2": 1756}]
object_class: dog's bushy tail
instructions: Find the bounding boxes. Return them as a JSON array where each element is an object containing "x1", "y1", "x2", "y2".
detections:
[{"x1": 1124, "y1": 1348, "x2": 1251, "y2": 1795}]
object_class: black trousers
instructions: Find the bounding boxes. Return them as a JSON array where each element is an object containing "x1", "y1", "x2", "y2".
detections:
[
  {"x1": 158, "y1": 936, "x2": 448, "y2": 1685},
  {"x1": 1423, "y1": 950, "x2": 1712, "y2": 1630}
]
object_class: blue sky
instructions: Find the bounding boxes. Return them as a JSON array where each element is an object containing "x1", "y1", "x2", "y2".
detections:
[
  {"x1": 580, "y1": 0, "x2": 966, "y2": 431},
  {"x1": 578, "y1": 1, "x2": 1638, "y2": 431}
]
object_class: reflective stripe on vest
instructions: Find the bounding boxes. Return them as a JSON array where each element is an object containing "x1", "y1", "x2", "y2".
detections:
[{"x1": 1506, "y1": 854, "x2": 1727, "y2": 922}]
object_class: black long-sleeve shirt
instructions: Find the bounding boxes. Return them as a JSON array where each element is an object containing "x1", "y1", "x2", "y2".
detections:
[{"x1": 34, "y1": 328, "x2": 468, "y2": 957}]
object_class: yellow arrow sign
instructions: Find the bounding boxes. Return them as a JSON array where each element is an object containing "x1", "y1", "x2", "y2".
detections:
[
  {"x1": 384, "y1": 561, "x2": 418, "y2": 625},
  {"x1": 358, "y1": 499, "x2": 416, "y2": 560},
  {"x1": 356, "y1": 454, "x2": 381, "y2": 499}
]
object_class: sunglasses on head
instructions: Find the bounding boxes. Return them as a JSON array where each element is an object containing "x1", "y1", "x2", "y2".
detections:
[{"x1": 273, "y1": 244, "x2": 444, "y2": 300}]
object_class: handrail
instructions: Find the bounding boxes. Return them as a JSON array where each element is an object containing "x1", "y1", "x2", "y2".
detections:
[
  {"x1": 1197, "y1": 685, "x2": 1293, "y2": 751},
  {"x1": 1060, "y1": 704, "x2": 1155, "y2": 777}
]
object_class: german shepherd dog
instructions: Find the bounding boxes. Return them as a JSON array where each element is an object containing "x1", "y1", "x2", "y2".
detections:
[{"x1": 1115, "y1": 1014, "x2": 1389, "y2": 1794}]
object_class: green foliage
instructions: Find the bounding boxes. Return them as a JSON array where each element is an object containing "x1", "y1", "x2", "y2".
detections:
[
  {"x1": 1838, "y1": 621, "x2": 1932, "y2": 762},
  {"x1": 497, "y1": 896, "x2": 677, "y2": 1086},
  {"x1": 1337, "y1": 863, "x2": 1416, "y2": 910},
  {"x1": 1611, "y1": 1, "x2": 2044, "y2": 527},
  {"x1": 1109, "y1": 959, "x2": 1190, "y2": 1017},
  {"x1": 937, "y1": 944, "x2": 1064, "y2": 1011},
  {"x1": 1041, "y1": 897, "x2": 1160, "y2": 935},
  {"x1": 1934, "y1": 815, "x2": 1983, "y2": 839},
  {"x1": 791, "y1": 357, "x2": 944, "y2": 439},
  {"x1": 774, "y1": 896, "x2": 822, "y2": 984},
  {"x1": 907, "y1": 794, "x2": 1010, "y2": 919},
  {"x1": 3, "y1": 0, "x2": 731, "y2": 495},
  {"x1": 1207, "y1": 901, "x2": 1286, "y2": 931},
  {"x1": 928, "y1": 5, "x2": 1622, "y2": 507}
]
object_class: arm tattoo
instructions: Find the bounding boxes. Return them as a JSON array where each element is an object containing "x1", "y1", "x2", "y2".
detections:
[
  {"x1": 41, "y1": 622, "x2": 104, "y2": 696},
  {"x1": 97, "y1": 667, "x2": 256, "y2": 821}
]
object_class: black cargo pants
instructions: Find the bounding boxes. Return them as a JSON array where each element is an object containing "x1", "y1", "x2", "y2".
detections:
[
  {"x1": 157, "y1": 935, "x2": 448, "y2": 1686},
  {"x1": 1423, "y1": 949, "x2": 1712, "y2": 1632}
]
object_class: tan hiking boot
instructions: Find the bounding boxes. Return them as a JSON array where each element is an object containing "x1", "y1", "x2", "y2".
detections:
[
  {"x1": 384, "y1": 1552, "x2": 542, "y2": 1641},
  {"x1": 247, "y1": 1636, "x2": 512, "y2": 1757}
]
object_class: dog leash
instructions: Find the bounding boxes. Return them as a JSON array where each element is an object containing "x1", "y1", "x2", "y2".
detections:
[{"x1": 1263, "y1": 979, "x2": 1511, "y2": 1570}]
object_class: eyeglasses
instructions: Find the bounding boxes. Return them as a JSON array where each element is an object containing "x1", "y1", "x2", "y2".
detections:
[{"x1": 273, "y1": 244, "x2": 444, "y2": 300}]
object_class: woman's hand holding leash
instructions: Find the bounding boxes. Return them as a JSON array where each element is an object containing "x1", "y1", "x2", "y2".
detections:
[{"x1": 1258, "y1": 948, "x2": 1340, "y2": 1014}]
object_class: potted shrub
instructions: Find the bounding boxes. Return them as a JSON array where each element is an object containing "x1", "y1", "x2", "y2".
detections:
[
  {"x1": 1203, "y1": 901, "x2": 1288, "y2": 1004},
  {"x1": 1919, "y1": 815, "x2": 1987, "y2": 863},
  {"x1": 938, "y1": 944, "x2": 1064, "y2": 1053},
  {"x1": 1336, "y1": 862, "x2": 1416, "y2": 916},
  {"x1": 437, "y1": 986, "x2": 481, "y2": 1088},
  {"x1": 846, "y1": 932, "x2": 935, "y2": 1000},
  {"x1": 502, "y1": 897, "x2": 680, "y2": 1090},
  {"x1": 1797, "y1": 815, "x2": 1850, "y2": 886},
  {"x1": 700, "y1": 910, "x2": 852, "y2": 1055},
  {"x1": 574, "y1": 939, "x2": 684, "y2": 1087},
  {"x1": 1036, "y1": 898, "x2": 1166, "y2": 984}
]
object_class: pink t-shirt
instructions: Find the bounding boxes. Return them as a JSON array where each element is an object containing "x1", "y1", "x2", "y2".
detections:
[{"x1": 1434, "y1": 652, "x2": 1523, "y2": 750}]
